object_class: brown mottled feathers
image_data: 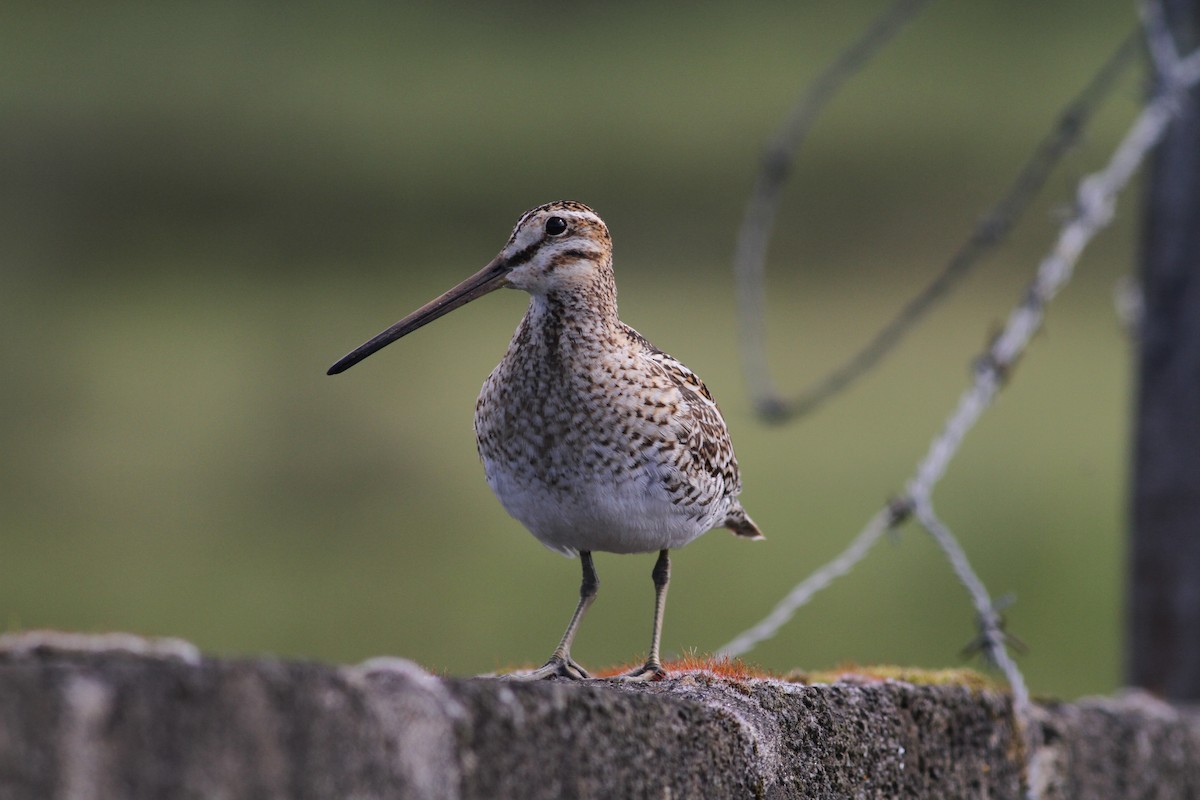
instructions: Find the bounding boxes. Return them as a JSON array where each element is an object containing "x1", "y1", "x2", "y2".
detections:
[
  {"x1": 471, "y1": 200, "x2": 759, "y2": 556},
  {"x1": 624, "y1": 325, "x2": 763, "y2": 540},
  {"x1": 333, "y1": 199, "x2": 760, "y2": 680}
]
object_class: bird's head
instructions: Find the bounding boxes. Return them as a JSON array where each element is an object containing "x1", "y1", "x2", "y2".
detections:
[
  {"x1": 499, "y1": 201, "x2": 612, "y2": 294},
  {"x1": 328, "y1": 200, "x2": 613, "y2": 375}
]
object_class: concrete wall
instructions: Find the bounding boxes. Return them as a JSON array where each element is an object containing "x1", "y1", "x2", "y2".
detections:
[{"x1": 1, "y1": 633, "x2": 1198, "y2": 799}]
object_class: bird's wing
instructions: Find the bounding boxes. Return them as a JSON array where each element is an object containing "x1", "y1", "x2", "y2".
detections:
[{"x1": 621, "y1": 324, "x2": 743, "y2": 499}]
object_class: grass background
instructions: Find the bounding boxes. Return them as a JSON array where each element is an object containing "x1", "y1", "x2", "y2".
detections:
[{"x1": 1, "y1": 1, "x2": 1143, "y2": 698}]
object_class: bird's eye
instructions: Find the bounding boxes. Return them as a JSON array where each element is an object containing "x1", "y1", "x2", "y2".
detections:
[{"x1": 544, "y1": 217, "x2": 568, "y2": 237}]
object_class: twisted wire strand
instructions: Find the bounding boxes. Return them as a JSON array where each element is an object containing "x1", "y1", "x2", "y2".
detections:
[{"x1": 735, "y1": 33, "x2": 1139, "y2": 421}]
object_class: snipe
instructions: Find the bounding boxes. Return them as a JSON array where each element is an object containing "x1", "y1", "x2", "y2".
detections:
[{"x1": 329, "y1": 201, "x2": 761, "y2": 680}]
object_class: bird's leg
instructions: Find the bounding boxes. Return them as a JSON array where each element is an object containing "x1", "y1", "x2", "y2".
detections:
[
  {"x1": 619, "y1": 550, "x2": 670, "y2": 681},
  {"x1": 506, "y1": 551, "x2": 598, "y2": 680}
]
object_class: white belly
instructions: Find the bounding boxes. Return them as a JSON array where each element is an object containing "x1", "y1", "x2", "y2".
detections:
[
  {"x1": 472, "y1": 300, "x2": 740, "y2": 557},
  {"x1": 481, "y1": 453, "x2": 720, "y2": 556}
]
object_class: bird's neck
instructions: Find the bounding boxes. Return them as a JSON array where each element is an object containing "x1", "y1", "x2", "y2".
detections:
[
  {"x1": 532, "y1": 268, "x2": 619, "y2": 325},
  {"x1": 516, "y1": 272, "x2": 622, "y2": 356}
]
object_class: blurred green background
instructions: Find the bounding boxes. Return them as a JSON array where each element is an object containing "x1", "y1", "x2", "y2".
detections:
[{"x1": 2, "y1": 1, "x2": 1143, "y2": 698}]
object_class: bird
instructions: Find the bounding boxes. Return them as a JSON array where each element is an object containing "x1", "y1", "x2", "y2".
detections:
[{"x1": 328, "y1": 200, "x2": 761, "y2": 680}]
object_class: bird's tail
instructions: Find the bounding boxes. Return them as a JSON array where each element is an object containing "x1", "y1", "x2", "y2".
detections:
[{"x1": 724, "y1": 504, "x2": 764, "y2": 540}]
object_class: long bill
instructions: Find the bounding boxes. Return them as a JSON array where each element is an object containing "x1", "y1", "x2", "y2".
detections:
[{"x1": 327, "y1": 255, "x2": 510, "y2": 375}]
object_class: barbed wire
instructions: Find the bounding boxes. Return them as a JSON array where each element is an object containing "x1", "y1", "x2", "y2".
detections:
[
  {"x1": 721, "y1": 22, "x2": 1200, "y2": 797},
  {"x1": 732, "y1": 0, "x2": 936, "y2": 415},
  {"x1": 716, "y1": 507, "x2": 897, "y2": 660},
  {"x1": 734, "y1": 31, "x2": 1139, "y2": 422}
]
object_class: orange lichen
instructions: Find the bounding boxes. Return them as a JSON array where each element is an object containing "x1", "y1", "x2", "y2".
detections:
[
  {"x1": 478, "y1": 659, "x2": 996, "y2": 691},
  {"x1": 592, "y1": 653, "x2": 776, "y2": 681}
]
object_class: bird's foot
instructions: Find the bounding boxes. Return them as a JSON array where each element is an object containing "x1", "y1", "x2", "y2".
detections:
[
  {"x1": 616, "y1": 661, "x2": 666, "y2": 682},
  {"x1": 503, "y1": 654, "x2": 591, "y2": 681}
]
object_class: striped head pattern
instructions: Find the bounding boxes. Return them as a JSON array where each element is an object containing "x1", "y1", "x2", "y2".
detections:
[
  {"x1": 327, "y1": 200, "x2": 614, "y2": 374},
  {"x1": 499, "y1": 201, "x2": 613, "y2": 295}
]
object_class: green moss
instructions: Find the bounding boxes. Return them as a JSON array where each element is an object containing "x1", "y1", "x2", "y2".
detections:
[{"x1": 784, "y1": 664, "x2": 1001, "y2": 692}]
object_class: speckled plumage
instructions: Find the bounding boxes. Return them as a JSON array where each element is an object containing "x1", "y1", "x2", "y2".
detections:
[
  {"x1": 328, "y1": 200, "x2": 760, "y2": 680},
  {"x1": 475, "y1": 203, "x2": 758, "y2": 557}
]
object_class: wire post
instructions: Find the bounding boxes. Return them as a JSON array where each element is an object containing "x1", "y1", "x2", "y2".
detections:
[{"x1": 1128, "y1": 0, "x2": 1200, "y2": 701}]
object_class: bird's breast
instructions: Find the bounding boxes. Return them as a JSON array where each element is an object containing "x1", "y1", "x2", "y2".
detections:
[
  {"x1": 472, "y1": 325, "x2": 726, "y2": 554},
  {"x1": 475, "y1": 340, "x2": 657, "y2": 493}
]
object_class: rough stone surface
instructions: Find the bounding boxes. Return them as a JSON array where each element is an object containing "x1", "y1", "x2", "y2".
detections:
[{"x1": 1, "y1": 633, "x2": 1198, "y2": 799}]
